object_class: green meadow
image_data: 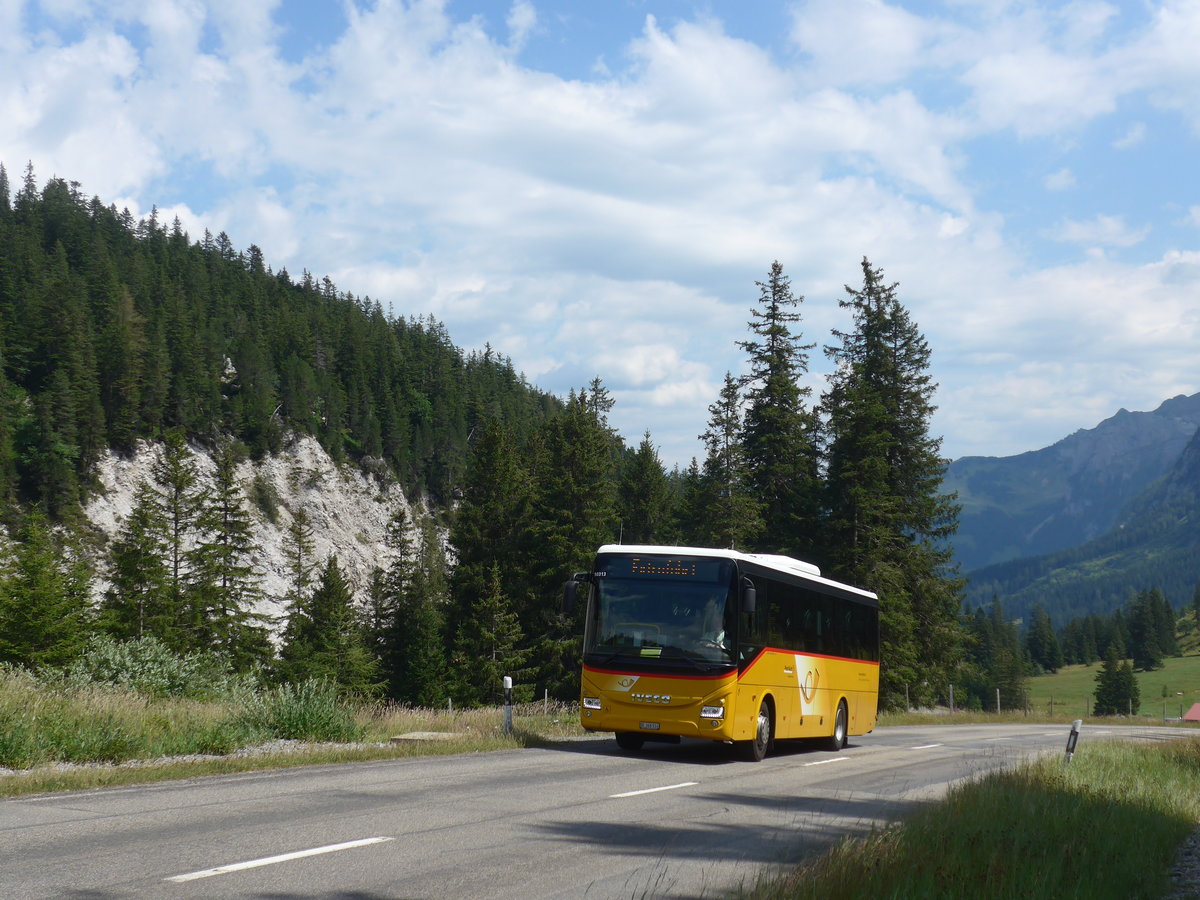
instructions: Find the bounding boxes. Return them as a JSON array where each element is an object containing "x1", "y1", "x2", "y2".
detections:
[{"x1": 1027, "y1": 652, "x2": 1200, "y2": 719}]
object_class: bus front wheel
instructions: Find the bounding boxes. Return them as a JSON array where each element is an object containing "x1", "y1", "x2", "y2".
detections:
[
  {"x1": 615, "y1": 732, "x2": 645, "y2": 751},
  {"x1": 738, "y1": 699, "x2": 773, "y2": 762},
  {"x1": 825, "y1": 700, "x2": 848, "y2": 751}
]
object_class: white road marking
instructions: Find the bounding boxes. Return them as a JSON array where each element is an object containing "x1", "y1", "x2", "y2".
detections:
[
  {"x1": 803, "y1": 757, "x2": 852, "y2": 767},
  {"x1": 166, "y1": 837, "x2": 394, "y2": 882},
  {"x1": 610, "y1": 781, "x2": 698, "y2": 798},
  {"x1": 910, "y1": 743, "x2": 943, "y2": 750}
]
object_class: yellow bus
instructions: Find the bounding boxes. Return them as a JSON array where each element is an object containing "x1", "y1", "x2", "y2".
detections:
[{"x1": 566, "y1": 544, "x2": 879, "y2": 760}]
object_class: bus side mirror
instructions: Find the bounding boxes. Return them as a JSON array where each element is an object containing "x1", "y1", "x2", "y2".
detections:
[
  {"x1": 563, "y1": 573, "x2": 590, "y2": 614},
  {"x1": 562, "y1": 580, "x2": 578, "y2": 614},
  {"x1": 741, "y1": 578, "x2": 756, "y2": 615}
]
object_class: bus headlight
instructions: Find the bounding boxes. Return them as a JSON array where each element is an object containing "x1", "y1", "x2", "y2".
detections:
[
  {"x1": 582, "y1": 696, "x2": 602, "y2": 710},
  {"x1": 700, "y1": 705, "x2": 724, "y2": 719}
]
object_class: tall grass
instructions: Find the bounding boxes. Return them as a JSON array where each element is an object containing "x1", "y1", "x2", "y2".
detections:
[
  {"x1": 740, "y1": 737, "x2": 1200, "y2": 900},
  {"x1": 0, "y1": 662, "x2": 585, "y2": 796}
]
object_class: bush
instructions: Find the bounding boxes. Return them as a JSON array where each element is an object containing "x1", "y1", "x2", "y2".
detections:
[
  {"x1": 235, "y1": 679, "x2": 364, "y2": 743},
  {"x1": 60, "y1": 635, "x2": 258, "y2": 700}
]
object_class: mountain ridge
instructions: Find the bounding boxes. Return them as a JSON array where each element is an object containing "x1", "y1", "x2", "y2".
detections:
[
  {"x1": 945, "y1": 392, "x2": 1200, "y2": 572},
  {"x1": 962, "y1": 420, "x2": 1200, "y2": 624}
]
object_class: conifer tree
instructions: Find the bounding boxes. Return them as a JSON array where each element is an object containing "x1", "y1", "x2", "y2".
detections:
[
  {"x1": 186, "y1": 443, "x2": 270, "y2": 669},
  {"x1": 450, "y1": 418, "x2": 535, "y2": 632},
  {"x1": 617, "y1": 431, "x2": 674, "y2": 544},
  {"x1": 151, "y1": 430, "x2": 203, "y2": 649},
  {"x1": 451, "y1": 564, "x2": 531, "y2": 705},
  {"x1": 371, "y1": 509, "x2": 448, "y2": 705},
  {"x1": 1193, "y1": 583, "x2": 1200, "y2": 637},
  {"x1": 525, "y1": 385, "x2": 619, "y2": 696},
  {"x1": 0, "y1": 511, "x2": 93, "y2": 669},
  {"x1": 1151, "y1": 588, "x2": 1177, "y2": 658},
  {"x1": 696, "y1": 373, "x2": 762, "y2": 550},
  {"x1": 821, "y1": 257, "x2": 963, "y2": 709},
  {"x1": 1128, "y1": 589, "x2": 1164, "y2": 671},
  {"x1": 278, "y1": 554, "x2": 378, "y2": 695},
  {"x1": 1094, "y1": 644, "x2": 1140, "y2": 716},
  {"x1": 283, "y1": 506, "x2": 317, "y2": 609},
  {"x1": 100, "y1": 479, "x2": 172, "y2": 641},
  {"x1": 394, "y1": 515, "x2": 449, "y2": 706},
  {"x1": 737, "y1": 261, "x2": 820, "y2": 556},
  {"x1": 1025, "y1": 604, "x2": 1063, "y2": 673}
]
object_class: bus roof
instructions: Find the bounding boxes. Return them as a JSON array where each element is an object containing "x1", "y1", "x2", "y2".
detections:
[{"x1": 596, "y1": 544, "x2": 878, "y2": 602}]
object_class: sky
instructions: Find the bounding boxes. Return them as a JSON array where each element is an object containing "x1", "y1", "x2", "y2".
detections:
[{"x1": 2, "y1": 0, "x2": 1199, "y2": 469}]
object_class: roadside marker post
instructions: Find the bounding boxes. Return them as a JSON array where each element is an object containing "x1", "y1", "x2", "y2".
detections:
[
  {"x1": 503, "y1": 676, "x2": 514, "y2": 736},
  {"x1": 1064, "y1": 719, "x2": 1082, "y2": 764}
]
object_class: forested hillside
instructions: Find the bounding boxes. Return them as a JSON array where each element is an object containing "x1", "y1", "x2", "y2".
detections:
[
  {"x1": 0, "y1": 162, "x2": 557, "y2": 518},
  {"x1": 0, "y1": 166, "x2": 965, "y2": 711}
]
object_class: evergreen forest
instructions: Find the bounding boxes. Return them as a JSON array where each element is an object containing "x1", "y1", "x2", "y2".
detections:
[{"x1": 0, "y1": 164, "x2": 968, "y2": 711}]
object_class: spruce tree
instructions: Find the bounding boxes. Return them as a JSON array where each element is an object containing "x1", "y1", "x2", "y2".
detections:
[
  {"x1": 1094, "y1": 644, "x2": 1140, "y2": 716},
  {"x1": 821, "y1": 257, "x2": 963, "y2": 710},
  {"x1": 1025, "y1": 604, "x2": 1063, "y2": 673},
  {"x1": 278, "y1": 554, "x2": 378, "y2": 695},
  {"x1": 451, "y1": 564, "x2": 531, "y2": 705},
  {"x1": 524, "y1": 385, "x2": 619, "y2": 696},
  {"x1": 372, "y1": 509, "x2": 448, "y2": 705},
  {"x1": 1092, "y1": 644, "x2": 1124, "y2": 716},
  {"x1": 99, "y1": 479, "x2": 172, "y2": 641},
  {"x1": 0, "y1": 512, "x2": 93, "y2": 669},
  {"x1": 1128, "y1": 589, "x2": 1164, "y2": 671},
  {"x1": 737, "y1": 261, "x2": 820, "y2": 556},
  {"x1": 395, "y1": 515, "x2": 449, "y2": 706},
  {"x1": 186, "y1": 443, "x2": 270, "y2": 669},
  {"x1": 152, "y1": 429, "x2": 203, "y2": 649},
  {"x1": 1193, "y1": 583, "x2": 1200, "y2": 638},
  {"x1": 696, "y1": 373, "x2": 762, "y2": 550},
  {"x1": 617, "y1": 431, "x2": 674, "y2": 544},
  {"x1": 449, "y1": 417, "x2": 535, "y2": 634}
]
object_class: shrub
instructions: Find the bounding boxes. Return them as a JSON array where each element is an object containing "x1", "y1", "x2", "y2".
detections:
[
  {"x1": 235, "y1": 679, "x2": 364, "y2": 743},
  {"x1": 60, "y1": 635, "x2": 258, "y2": 701}
]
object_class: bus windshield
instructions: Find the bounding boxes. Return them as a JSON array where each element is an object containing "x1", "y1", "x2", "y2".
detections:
[{"x1": 584, "y1": 553, "x2": 737, "y2": 667}]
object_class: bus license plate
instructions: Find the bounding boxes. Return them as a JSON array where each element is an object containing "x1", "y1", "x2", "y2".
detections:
[{"x1": 639, "y1": 722, "x2": 660, "y2": 730}]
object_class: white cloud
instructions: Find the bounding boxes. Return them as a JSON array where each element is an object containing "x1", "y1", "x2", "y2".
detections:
[
  {"x1": 1048, "y1": 214, "x2": 1150, "y2": 248},
  {"x1": 1113, "y1": 122, "x2": 1145, "y2": 149},
  {"x1": 1044, "y1": 168, "x2": 1076, "y2": 191},
  {"x1": 789, "y1": 0, "x2": 932, "y2": 86},
  {"x1": 4, "y1": 1, "x2": 1200, "y2": 469}
]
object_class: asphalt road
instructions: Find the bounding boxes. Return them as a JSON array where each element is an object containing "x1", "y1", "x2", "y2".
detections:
[{"x1": 1, "y1": 723, "x2": 1190, "y2": 899}]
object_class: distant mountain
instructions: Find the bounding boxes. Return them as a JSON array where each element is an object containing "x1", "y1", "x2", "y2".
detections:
[
  {"x1": 964, "y1": 423, "x2": 1200, "y2": 624},
  {"x1": 945, "y1": 393, "x2": 1200, "y2": 572}
]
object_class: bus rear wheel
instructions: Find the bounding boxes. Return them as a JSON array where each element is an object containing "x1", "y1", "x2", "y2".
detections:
[
  {"x1": 615, "y1": 732, "x2": 645, "y2": 751},
  {"x1": 737, "y1": 699, "x2": 773, "y2": 762},
  {"x1": 825, "y1": 700, "x2": 848, "y2": 751}
]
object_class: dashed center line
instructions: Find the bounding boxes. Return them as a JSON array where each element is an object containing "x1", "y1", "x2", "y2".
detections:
[
  {"x1": 610, "y1": 781, "x2": 699, "y2": 798},
  {"x1": 910, "y1": 743, "x2": 943, "y2": 750},
  {"x1": 166, "y1": 837, "x2": 394, "y2": 882},
  {"x1": 803, "y1": 756, "x2": 852, "y2": 767}
]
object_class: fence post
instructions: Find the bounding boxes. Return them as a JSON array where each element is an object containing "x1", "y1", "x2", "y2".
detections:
[
  {"x1": 949, "y1": 684, "x2": 955, "y2": 713},
  {"x1": 996, "y1": 687, "x2": 1001, "y2": 714}
]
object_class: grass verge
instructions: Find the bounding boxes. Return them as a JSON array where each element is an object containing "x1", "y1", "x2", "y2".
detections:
[
  {"x1": 0, "y1": 667, "x2": 584, "y2": 798},
  {"x1": 735, "y1": 736, "x2": 1200, "y2": 900}
]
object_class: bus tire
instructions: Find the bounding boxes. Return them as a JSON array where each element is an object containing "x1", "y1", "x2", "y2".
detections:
[
  {"x1": 615, "y1": 732, "x2": 645, "y2": 751},
  {"x1": 825, "y1": 700, "x2": 848, "y2": 751},
  {"x1": 738, "y1": 699, "x2": 773, "y2": 762}
]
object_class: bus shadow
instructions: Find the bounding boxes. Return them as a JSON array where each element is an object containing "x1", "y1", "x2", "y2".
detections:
[
  {"x1": 535, "y1": 734, "x2": 868, "y2": 766},
  {"x1": 525, "y1": 792, "x2": 929, "y2": 865}
]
